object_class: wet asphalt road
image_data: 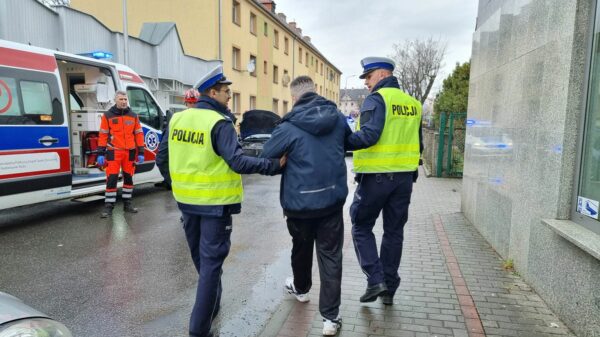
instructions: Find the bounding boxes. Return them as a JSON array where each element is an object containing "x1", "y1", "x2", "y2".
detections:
[{"x1": 0, "y1": 173, "x2": 294, "y2": 337}]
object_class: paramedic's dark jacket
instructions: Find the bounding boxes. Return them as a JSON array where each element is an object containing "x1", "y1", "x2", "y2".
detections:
[{"x1": 155, "y1": 95, "x2": 280, "y2": 216}]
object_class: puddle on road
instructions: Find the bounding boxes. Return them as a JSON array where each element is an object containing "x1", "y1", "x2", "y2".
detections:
[{"x1": 212, "y1": 250, "x2": 290, "y2": 337}]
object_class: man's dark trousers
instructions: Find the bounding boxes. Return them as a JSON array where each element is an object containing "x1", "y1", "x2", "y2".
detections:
[
  {"x1": 182, "y1": 213, "x2": 232, "y2": 337},
  {"x1": 350, "y1": 172, "x2": 413, "y2": 297},
  {"x1": 286, "y1": 209, "x2": 343, "y2": 320}
]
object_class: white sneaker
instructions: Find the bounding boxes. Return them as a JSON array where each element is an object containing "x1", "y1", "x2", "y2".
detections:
[
  {"x1": 284, "y1": 277, "x2": 309, "y2": 303},
  {"x1": 322, "y1": 317, "x2": 341, "y2": 336}
]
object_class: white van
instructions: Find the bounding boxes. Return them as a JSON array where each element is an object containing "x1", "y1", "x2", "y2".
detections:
[{"x1": 0, "y1": 39, "x2": 165, "y2": 210}]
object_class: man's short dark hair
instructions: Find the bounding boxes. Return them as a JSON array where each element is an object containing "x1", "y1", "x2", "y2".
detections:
[{"x1": 290, "y1": 76, "x2": 315, "y2": 98}]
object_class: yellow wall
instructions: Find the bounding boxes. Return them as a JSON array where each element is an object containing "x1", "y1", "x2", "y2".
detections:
[{"x1": 70, "y1": 0, "x2": 341, "y2": 116}]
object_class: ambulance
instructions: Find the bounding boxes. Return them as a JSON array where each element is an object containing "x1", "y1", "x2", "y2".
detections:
[{"x1": 0, "y1": 39, "x2": 165, "y2": 210}]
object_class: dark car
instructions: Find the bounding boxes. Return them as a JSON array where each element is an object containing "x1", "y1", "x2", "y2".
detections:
[
  {"x1": 0, "y1": 291, "x2": 73, "y2": 336},
  {"x1": 239, "y1": 109, "x2": 281, "y2": 157}
]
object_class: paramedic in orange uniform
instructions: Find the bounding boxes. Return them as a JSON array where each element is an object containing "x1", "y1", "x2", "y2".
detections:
[{"x1": 97, "y1": 90, "x2": 145, "y2": 218}]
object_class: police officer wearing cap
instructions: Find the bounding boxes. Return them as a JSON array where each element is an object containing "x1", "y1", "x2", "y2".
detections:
[
  {"x1": 156, "y1": 63, "x2": 285, "y2": 337},
  {"x1": 346, "y1": 57, "x2": 423, "y2": 305}
]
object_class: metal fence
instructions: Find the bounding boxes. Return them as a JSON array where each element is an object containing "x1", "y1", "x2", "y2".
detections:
[{"x1": 436, "y1": 112, "x2": 466, "y2": 177}]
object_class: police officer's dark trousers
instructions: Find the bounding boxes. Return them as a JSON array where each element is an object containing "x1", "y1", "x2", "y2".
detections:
[
  {"x1": 286, "y1": 209, "x2": 343, "y2": 320},
  {"x1": 350, "y1": 172, "x2": 413, "y2": 297},
  {"x1": 182, "y1": 212, "x2": 232, "y2": 337}
]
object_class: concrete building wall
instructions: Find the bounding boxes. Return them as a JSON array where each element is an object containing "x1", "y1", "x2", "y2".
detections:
[
  {"x1": 464, "y1": 1, "x2": 600, "y2": 336},
  {"x1": 2, "y1": 0, "x2": 61, "y2": 49},
  {"x1": 69, "y1": 0, "x2": 341, "y2": 116}
]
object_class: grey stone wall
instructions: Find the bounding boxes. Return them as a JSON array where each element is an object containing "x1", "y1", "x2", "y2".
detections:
[{"x1": 463, "y1": 0, "x2": 600, "y2": 336}]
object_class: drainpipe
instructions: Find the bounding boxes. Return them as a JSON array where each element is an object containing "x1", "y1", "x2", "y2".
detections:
[
  {"x1": 292, "y1": 37, "x2": 296, "y2": 78},
  {"x1": 122, "y1": 0, "x2": 129, "y2": 65},
  {"x1": 218, "y1": 0, "x2": 222, "y2": 59}
]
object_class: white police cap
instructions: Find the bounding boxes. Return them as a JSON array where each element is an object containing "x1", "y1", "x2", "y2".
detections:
[
  {"x1": 359, "y1": 57, "x2": 395, "y2": 79},
  {"x1": 194, "y1": 62, "x2": 233, "y2": 93}
]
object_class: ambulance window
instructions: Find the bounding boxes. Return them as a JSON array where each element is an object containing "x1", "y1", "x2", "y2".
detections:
[
  {"x1": 21, "y1": 81, "x2": 53, "y2": 116},
  {"x1": 0, "y1": 77, "x2": 22, "y2": 116},
  {"x1": 0, "y1": 69, "x2": 63, "y2": 125},
  {"x1": 127, "y1": 87, "x2": 161, "y2": 130}
]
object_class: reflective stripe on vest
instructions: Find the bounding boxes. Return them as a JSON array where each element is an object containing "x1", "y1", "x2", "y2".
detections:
[
  {"x1": 353, "y1": 87, "x2": 421, "y2": 173},
  {"x1": 168, "y1": 108, "x2": 243, "y2": 205}
]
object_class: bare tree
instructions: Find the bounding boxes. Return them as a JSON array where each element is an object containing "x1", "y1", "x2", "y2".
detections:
[{"x1": 389, "y1": 37, "x2": 446, "y2": 104}]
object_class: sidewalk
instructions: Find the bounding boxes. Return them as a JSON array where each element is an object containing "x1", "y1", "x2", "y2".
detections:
[{"x1": 260, "y1": 169, "x2": 576, "y2": 337}]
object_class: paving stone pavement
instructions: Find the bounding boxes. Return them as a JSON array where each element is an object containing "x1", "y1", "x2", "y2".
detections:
[{"x1": 262, "y1": 168, "x2": 576, "y2": 337}]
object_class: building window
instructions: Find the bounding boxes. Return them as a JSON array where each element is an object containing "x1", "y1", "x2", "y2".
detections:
[
  {"x1": 272, "y1": 98, "x2": 279, "y2": 114},
  {"x1": 249, "y1": 55, "x2": 257, "y2": 77},
  {"x1": 250, "y1": 12, "x2": 257, "y2": 35},
  {"x1": 264, "y1": 60, "x2": 268, "y2": 74},
  {"x1": 321, "y1": 63, "x2": 323, "y2": 75},
  {"x1": 576, "y1": 5, "x2": 600, "y2": 233},
  {"x1": 299, "y1": 47, "x2": 303, "y2": 63},
  {"x1": 315, "y1": 59, "x2": 318, "y2": 72},
  {"x1": 305, "y1": 52, "x2": 309, "y2": 66},
  {"x1": 263, "y1": 22, "x2": 268, "y2": 36},
  {"x1": 273, "y1": 65, "x2": 279, "y2": 83},
  {"x1": 284, "y1": 37, "x2": 289, "y2": 54},
  {"x1": 311, "y1": 56, "x2": 314, "y2": 66},
  {"x1": 232, "y1": 92, "x2": 240, "y2": 114},
  {"x1": 232, "y1": 47, "x2": 241, "y2": 70},
  {"x1": 249, "y1": 95, "x2": 256, "y2": 110},
  {"x1": 273, "y1": 29, "x2": 279, "y2": 49},
  {"x1": 232, "y1": 0, "x2": 240, "y2": 26},
  {"x1": 283, "y1": 69, "x2": 289, "y2": 87},
  {"x1": 283, "y1": 100, "x2": 288, "y2": 113}
]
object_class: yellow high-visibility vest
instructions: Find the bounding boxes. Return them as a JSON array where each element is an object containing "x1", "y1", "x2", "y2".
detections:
[
  {"x1": 353, "y1": 87, "x2": 421, "y2": 173},
  {"x1": 169, "y1": 108, "x2": 243, "y2": 205}
]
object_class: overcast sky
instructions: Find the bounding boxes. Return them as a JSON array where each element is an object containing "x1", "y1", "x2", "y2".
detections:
[{"x1": 274, "y1": 0, "x2": 479, "y2": 92}]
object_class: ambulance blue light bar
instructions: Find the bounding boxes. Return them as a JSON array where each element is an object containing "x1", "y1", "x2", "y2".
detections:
[{"x1": 78, "y1": 50, "x2": 113, "y2": 60}]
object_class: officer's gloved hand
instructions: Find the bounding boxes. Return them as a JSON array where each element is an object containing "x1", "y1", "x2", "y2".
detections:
[
  {"x1": 137, "y1": 155, "x2": 144, "y2": 164},
  {"x1": 97, "y1": 155, "x2": 105, "y2": 166}
]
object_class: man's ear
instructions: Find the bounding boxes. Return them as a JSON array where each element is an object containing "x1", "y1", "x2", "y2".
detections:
[{"x1": 207, "y1": 88, "x2": 216, "y2": 98}]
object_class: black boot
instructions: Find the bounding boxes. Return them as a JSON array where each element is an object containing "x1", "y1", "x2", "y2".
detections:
[
  {"x1": 123, "y1": 200, "x2": 138, "y2": 213},
  {"x1": 381, "y1": 294, "x2": 394, "y2": 305},
  {"x1": 359, "y1": 282, "x2": 388, "y2": 302},
  {"x1": 100, "y1": 203, "x2": 114, "y2": 218}
]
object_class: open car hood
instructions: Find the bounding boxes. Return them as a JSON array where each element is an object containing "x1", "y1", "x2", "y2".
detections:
[{"x1": 240, "y1": 110, "x2": 281, "y2": 140}]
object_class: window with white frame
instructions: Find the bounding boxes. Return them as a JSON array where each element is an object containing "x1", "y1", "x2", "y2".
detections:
[
  {"x1": 250, "y1": 12, "x2": 257, "y2": 35},
  {"x1": 232, "y1": 0, "x2": 240, "y2": 26},
  {"x1": 232, "y1": 92, "x2": 240, "y2": 114}
]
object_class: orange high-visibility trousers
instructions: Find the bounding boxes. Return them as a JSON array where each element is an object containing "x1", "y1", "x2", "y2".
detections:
[{"x1": 104, "y1": 149, "x2": 136, "y2": 203}]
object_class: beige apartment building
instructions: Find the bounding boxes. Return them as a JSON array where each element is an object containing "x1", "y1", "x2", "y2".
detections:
[{"x1": 69, "y1": 0, "x2": 341, "y2": 117}]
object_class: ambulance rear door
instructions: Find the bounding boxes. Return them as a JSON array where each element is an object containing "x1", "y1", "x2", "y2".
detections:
[{"x1": 0, "y1": 43, "x2": 71, "y2": 210}]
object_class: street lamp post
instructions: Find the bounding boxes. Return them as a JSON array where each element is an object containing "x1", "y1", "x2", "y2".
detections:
[{"x1": 344, "y1": 74, "x2": 356, "y2": 90}]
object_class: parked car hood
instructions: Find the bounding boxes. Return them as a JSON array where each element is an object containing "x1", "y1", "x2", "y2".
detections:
[
  {"x1": 0, "y1": 291, "x2": 48, "y2": 324},
  {"x1": 240, "y1": 110, "x2": 281, "y2": 140}
]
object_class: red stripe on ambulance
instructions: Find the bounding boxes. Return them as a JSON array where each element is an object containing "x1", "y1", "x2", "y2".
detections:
[
  {"x1": 118, "y1": 70, "x2": 144, "y2": 84},
  {"x1": 0, "y1": 47, "x2": 57, "y2": 72}
]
